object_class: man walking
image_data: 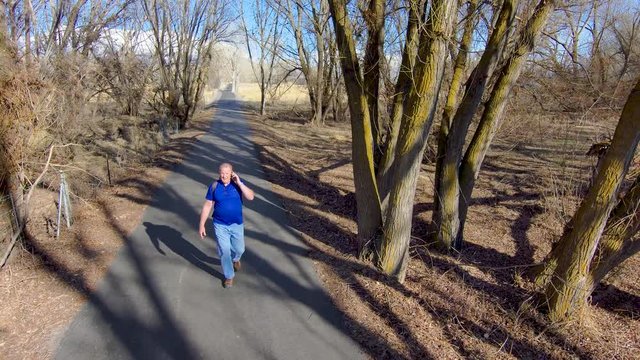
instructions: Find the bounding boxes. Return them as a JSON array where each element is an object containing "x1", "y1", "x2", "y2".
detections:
[{"x1": 199, "y1": 162, "x2": 255, "y2": 288}]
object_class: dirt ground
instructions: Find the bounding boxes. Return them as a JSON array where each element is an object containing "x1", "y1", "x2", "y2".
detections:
[
  {"x1": 0, "y1": 108, "x2": 215, "y2": 360},
  {"x1": 1, "y1": 100, "x2": 638, "y2": 359},
  {"x1": 246, "y1": 107, "x2": 639, "y2": 360}
]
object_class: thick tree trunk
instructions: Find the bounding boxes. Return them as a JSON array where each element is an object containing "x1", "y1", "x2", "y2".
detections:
[
  {"x1": 378, "y1": 0, "x2": 457, "y2": 282},
  {"x1": 433, "y1": 0, "x2": 517, "y2": 250},
  {"x1": 533, "y1": 220, "x2": 571, "y2": 286},
  {"x1": 458, "y1": 0, "x2": 555, "y2": 246},
  {"x1": 587, "y1": 176, "x2": 640, "y2": 292},
  {"x1": 433, "y1": 0, "x2": 477, "y2": 244},
  {"x1": 282, "y1": 3, "x2": 317, "y2": 123},
  {"x1": 543, "y1": 77, "x2": 640, "y2": 322},
  {"x1": 328, "y1": 0, "x2": 382, "y2": 256},
  {"x1": 363, "y1": 0, "x2": 385, "y2": 167},
  {"x1": 377, "y1": 0, "x2": 422, "y2": 210}
]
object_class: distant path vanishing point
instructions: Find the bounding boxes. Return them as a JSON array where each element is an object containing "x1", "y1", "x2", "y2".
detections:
[{"x1": 55, "y1": 90, "x2": 363, "y2": 360}]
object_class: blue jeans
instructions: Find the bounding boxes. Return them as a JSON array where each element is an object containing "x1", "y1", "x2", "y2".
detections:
[{"x1": 213, "y1": 222, "x2": 245, "y2": 280}]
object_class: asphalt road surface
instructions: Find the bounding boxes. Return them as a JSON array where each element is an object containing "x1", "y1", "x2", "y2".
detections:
[{"x1": 55, "y1": 90, "x2": 363, "y2": 360}]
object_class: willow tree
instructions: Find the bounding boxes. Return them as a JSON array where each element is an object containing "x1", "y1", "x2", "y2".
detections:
[
  {"x1": 328, "y1": 0, "x2": 384, "y2": 256},
  {"x1": 329, "y1": 0, "x2": 457, "y2": 281},
  {"x1": 433, "y1": 0, "x2": 478, "y2": 226},
  {"x1": 536, "y1": 78, "x2": 640, "y2": 322},
  {"x1": 362, "y1": 0, "x2": 385, "y2": 164},
  {"x1": 376, "y1": 1, "x2": 423, "y2": 208},
  {"x1": 37, "y1": 0, "x2": 130, "y2": 57},
  {"x1": 433, "y1": 0, "x2": 556, "y2": 250}
]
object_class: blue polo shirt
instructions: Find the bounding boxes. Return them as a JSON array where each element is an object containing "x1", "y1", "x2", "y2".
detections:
[{"x1": 205, "y1": 179, "x2": 243, "y2": 225}]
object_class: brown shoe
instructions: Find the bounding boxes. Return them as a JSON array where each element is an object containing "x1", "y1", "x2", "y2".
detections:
[
  {"x1": 223, "y1": 278, "x2": 233, "y2": 288},
  {"x1": 233, "y1": 260, "x2": 241, "y2": 272}
]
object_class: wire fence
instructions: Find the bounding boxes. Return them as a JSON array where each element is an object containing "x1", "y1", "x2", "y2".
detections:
[
  {"x1": 1, "y1": 172, "x2": 74, "y2": 267},
  {"x1": 0, "y1": 172, "x2": 75, "y2": 238},
  {"x1": 56, "y1": 172, "x2": 73, "y2": 237}
]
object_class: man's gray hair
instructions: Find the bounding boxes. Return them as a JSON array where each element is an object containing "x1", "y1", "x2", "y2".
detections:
[{"x1": 219, "y1": 162, "x2": 233, "y2": 171}]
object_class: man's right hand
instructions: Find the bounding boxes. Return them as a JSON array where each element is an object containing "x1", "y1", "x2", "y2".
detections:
[{"x1": 199, "y1": 225, "x2": 206, "y2": 239}]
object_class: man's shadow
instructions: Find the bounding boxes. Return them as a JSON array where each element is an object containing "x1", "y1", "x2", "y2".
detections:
[{"x1": 143, "y1": 222, "x2": 223, "y2": 280}]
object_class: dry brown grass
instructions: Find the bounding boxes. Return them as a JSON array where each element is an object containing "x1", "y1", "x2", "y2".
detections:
[
  {"x1": 247, "y1": 104, "x2": 639, "y2": 359},
  {"x1": 236, "y1": 82, "x2": 309, "y2": 108}
]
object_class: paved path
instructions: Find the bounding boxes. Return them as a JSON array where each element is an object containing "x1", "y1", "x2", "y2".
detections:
[{"x1": 55, "y1": 91, "x2": 363, "y2": 360}]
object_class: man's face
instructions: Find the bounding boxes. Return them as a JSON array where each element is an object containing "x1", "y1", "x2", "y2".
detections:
[{"x1": 219, "y1": 166, "x2": 232, "y2": 184}]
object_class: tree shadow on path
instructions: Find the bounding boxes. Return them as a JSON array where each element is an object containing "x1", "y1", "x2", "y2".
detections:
[{"x1": 143, "y1": 222, "x2": 222, "y2": 280}]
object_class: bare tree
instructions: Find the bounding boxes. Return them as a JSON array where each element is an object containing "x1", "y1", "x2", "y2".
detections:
[
  {"x1": 143, "y1": 0, "x2": 233, "y2": 128},
  {"x1": 535, "y1": 0, "x2": 640, "y2": 110},
  {"x1": 610, "y1": 8, "x2": 640, "y2": 103},
  {"x1": 240, "y1": 0, "x2": 284, "y2": 116},
  {"x1": 93, "y1": 13, "x2": 152, "y2": 116},
  {"x1": 433, "y1": 0, "x2": 556, "y2": 250},
  {"x1": 588, "y1": 0, "x2": 615, "y2": 93},
  {"x1": 274, "y1": 0, "x2": 338, "y2": 126},
  {"x1": 329, "y1": 0, "x2": 457, "y2": 280},
  {"x1": 326, "y1": 0, "x2": 563, "y2": 281},
  {"x1": 37, "y1": 0, "x2": 131, "y2": 58}
]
